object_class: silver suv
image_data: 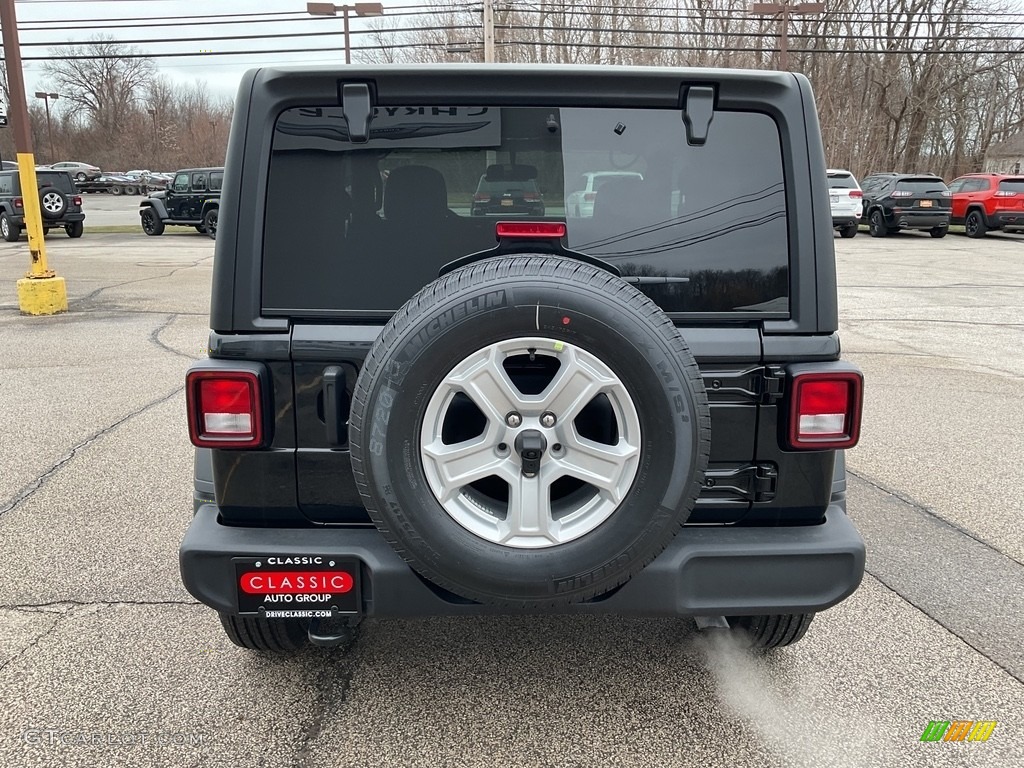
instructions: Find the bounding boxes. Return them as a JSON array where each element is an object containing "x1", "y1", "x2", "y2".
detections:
[{"x1": 827, "y1": 169, "x2": 863, "y2": 238}]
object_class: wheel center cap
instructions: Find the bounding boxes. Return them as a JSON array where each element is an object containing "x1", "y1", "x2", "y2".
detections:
[{"x1": 513, "y1": 429, "x2": 547, "y2": 477}]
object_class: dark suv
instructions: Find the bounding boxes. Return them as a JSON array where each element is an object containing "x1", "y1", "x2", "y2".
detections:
[
  {"x1": 470, "y1": 166, "x2": 545, "y2": 216},
  {"x1": 180, "y1": 66, "x2": 865, "y2": 654},
  {"x1": 0, "y1": 169, "x2": 85, "y2": 241},
  {"x1": 860, "y1": 172, "x2": 951, "y2": 238},
  {"x1": 139, "y1": 167, "x2": 223, "y2": 239}
]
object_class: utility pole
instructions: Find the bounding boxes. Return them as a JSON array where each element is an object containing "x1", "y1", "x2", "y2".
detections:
[
  {"x1": 147, "y1": 107, "x2": 159, "y2": 167},
  {"x1": 34, "y1": 92, "x2": 59, "y2": 165},
  {"x1": 483, "y1": 0, "x2": 495, "y2": 63},
  {"x1": 1, "y1": 0, "x2": 67, "y2": 315},
  {"x1": 748, "y1": 2, "x2": 824, "y2": 71}
]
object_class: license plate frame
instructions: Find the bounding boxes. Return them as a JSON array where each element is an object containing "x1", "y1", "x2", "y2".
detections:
[
  {"x1": 919, "y1": 199, "x2": 933, "y2": 208},
  {"x1": 233, "y1": 556, "x2": 361, "y2": 618}
]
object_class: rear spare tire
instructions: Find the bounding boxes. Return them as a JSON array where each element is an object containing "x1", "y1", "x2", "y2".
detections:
[
  {"x1": 349, "y1": 256, "x2": 711, "y2": 607},
  {"x1": 39, "y1": 187, "x2": 67, "y2": 220}
]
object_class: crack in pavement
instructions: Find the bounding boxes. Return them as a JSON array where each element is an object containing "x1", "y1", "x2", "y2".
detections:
[
  {"x1": 1, "y1": 600, "x2": 201, "y2": 610},
  {"x1": 842, "y1": 327, "x2": 1024, "y2": 380},
  {"x1": 150, "y1": 313, "x2": 203, "y2": 361},
  {"x1": 73, "y1": 254, "x2": 213, "y2": 307},
  {"x1": 0, "y1": 386, "x2": 184, "y2": 522},
  {"x1": 864, "y1": 571, "x2": 1024, "y2": 687},
  {"x1": 0, "y1": 602, "x2": 205, "y2": 675},
  {"x1": 0, "y1": 606, "x2": 73, "y2": 676},
  {"x1": 849, "y1": 468, "x2": 1024, "y2": 569}
]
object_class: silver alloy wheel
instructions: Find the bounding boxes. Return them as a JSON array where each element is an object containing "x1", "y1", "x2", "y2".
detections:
[
  {"x1": 1, "y1": 217, "x2": 8, "y2": 238},
  {"x1": 420, "y1": 337, "x2": 641, "y2": 549},
  {"x1": 42, "y1": 192, "x2": 64, "y2": 213}
]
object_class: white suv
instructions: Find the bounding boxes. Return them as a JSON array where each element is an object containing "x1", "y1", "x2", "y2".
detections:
[
  {"x1": 566, "y1": 171, "x2": 644, "y2": 218},
  {"x1": 827, "y1": 169, "x2": 863, "y2": 238}
]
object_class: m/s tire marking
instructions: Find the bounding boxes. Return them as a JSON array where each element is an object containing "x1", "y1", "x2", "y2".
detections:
[{"x1": 656, "y1": 359, "x2": 690, "y2": 422}]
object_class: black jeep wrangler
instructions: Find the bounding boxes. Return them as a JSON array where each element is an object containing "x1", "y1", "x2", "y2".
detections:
[
  {"x1": 181, "y1": 65, "x2": 865, "y2": 653},
  {"x1": 0, "y1": 169, "x2": 85, "y2": 241},
  {"x1": 139, "y1": 167, "x2": 223, "y2": 239}
]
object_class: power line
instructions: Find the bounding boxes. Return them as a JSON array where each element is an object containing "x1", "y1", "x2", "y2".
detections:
[
  {"x1": 19, "y1": 24, "x2": 478, "y2": 47},
  {"x1": 17, "y1": 3, "x2": 465, "y2": 26}
]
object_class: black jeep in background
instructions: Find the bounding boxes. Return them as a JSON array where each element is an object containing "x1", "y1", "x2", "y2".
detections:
[
  {"x1": 0, "y1": 169, "x2": 85, "y2": 241},
  {"x1": 180, "y1": 66, "x2": 865, "y2": 655},
  {"x1": 860, "y1": 172, "x2": 951, "y2": 238},
  {"x1": 139, "y1": 167, "x2": 223, "y2": 239}
]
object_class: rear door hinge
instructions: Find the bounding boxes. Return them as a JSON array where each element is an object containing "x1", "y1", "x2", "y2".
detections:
[
  {"x1": 753, "y1": 462, "x2": 778, "y2": 502},
  {"x1": 760, "y1": 365, "x2": 785, "y2": 404}
]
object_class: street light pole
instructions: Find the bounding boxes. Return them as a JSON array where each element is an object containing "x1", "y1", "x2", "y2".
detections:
[
  {"x1": 748, "y1": 2, "x2": 824, "y2": 71},
  {"x1": 147, "y1": 108, "x2": 158, "y2": 166},
  {"x1": 307, "y1": 3, "x2": 385, "y2": 65},
  {"x1": 33, "y1": 92, "x2": 59, "y2": 165}
]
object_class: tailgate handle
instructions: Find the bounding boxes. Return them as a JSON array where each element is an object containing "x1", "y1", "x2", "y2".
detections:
[{"x1": 322, "y1": 366, "x2": 349, "y2": 448}]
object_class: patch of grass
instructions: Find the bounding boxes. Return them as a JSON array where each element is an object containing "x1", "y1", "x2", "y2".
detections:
[
  {"x1": 82, "y1": 225, "x2": 143, "y2": 234},
  {"x1": 80, "y1": 225, "x2": 201, "y2": 236}
]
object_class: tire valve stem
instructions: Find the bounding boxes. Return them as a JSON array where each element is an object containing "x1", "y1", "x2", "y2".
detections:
[{"x1": 528, "y1": 347, "x2": 536, "y2": 362}]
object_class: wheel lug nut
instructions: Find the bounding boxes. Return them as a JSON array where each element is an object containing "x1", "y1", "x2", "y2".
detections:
[
  {"x1": 505, "y1": 412, "x2": 522, "y2": 428},
  {"x1": 540, "y1": 412, "x2": 556, "y2": 428}
]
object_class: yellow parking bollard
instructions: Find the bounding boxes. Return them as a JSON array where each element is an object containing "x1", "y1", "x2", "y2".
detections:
[
  {"x1": 14, "y1": 155, "x2": 67, "y2": 315},
  {"x1": 2, "y1": 0, "x2": 68, "y2": 315}
]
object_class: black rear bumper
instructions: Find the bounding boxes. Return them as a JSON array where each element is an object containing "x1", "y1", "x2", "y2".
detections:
[
  {"x1": 990, "y1": 211, "x2": 1024, "y2": 229},
  {"x1": 181, "y1": 504, "x2": 865, "y2": 618},
  {"x1": 888, "y1": 211, "x2": 949, "y2": 229}
]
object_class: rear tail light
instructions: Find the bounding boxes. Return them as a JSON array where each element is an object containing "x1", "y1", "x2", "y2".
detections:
[
  {"x1": 13, "y1": 197, "x2": 23, "y2": 208},
  {"x1": 186, "y1": 370, "x2": 264, "y2": 448},
  {"x1": 72, "y1": 195, "x2": 82, "y2": 206},
  {"x1": 473, "y1": 193, "x2": 491, "y2": 202},
  {"x1": 994, "y1": 190, "x2": 1018, "y2": 197},
  {"x1": 584, "y1": 192, "x2": 597, "y2": 202},
  {"x1": 787, "y1": 372, "x2": 863, "y2": 450},
  {"x1": 523, "y1": 192, "x2": 541, "y2": 201},
  {"x1": 940, "y1": 190, "x2": 951, "y2": 197},
  {"x1": 496, "y1": 221, "x2": 566, "y2": 239},
  {"x1": 849, "y1": 190, "x2": 863, "y2": 199},
  {"x1": 890, "y1": 191, "x2": 913, "y2": 197}
]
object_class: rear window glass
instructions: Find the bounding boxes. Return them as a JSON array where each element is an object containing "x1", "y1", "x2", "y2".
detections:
[
  {"x1": 895, "y1": 178, "x2": 947, "y2": 193},
  {"x1": 36, "y1": 172, "x2": 75, "y2": 192},
  {"x1": 827, "y1": 173, "x2": 858, "y2": 189},
  {"x1": 997, "y1": 179, "x2": 1024, "y2": 193},
  {"x1": 263, "y1": 106, "x2": 789, "y2": 316},
  {"x1": 476, "y1": 179, "x2": 539, "y2": 193}
]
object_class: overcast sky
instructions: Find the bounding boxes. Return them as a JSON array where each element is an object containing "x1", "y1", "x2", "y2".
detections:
[{"x1": 13, "y1": 0, "x2": 403, "y2": 100}]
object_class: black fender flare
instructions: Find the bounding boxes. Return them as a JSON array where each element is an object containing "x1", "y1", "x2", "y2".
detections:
[
  {"x1": 200, "y1": 200, "x2": 219, "y2": 218},
  {"x1": 140, "y1": 198, "x2": 169, "y2": 220}
]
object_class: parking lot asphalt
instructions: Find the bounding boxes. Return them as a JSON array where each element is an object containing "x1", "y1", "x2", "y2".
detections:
[
  {"x1": 0, "y1": 229, "x2": 1022, "y2": 767},
  {"x1": 77, "y1": 192, "x2": 150, "y2": 228}
]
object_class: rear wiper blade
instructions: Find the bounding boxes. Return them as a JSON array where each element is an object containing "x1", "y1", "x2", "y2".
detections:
[{"x1": 620, "y1": 276, "x2": 690, "y2": 285}]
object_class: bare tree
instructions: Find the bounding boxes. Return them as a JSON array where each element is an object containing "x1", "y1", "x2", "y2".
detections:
[{"x1": 41, "y1": 36, "x2": 154, "y2": 134}]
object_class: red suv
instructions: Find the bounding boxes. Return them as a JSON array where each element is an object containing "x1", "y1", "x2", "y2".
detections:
[{"x1": 948, "y1": 173, "x2": 1024, "y2": 238}]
